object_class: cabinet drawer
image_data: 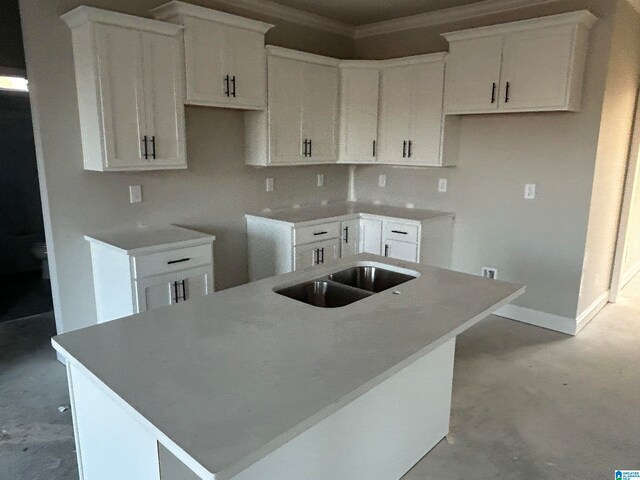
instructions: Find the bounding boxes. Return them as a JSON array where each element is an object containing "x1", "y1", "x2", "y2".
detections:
[
  {"x1": 383, "y1": 221, "x2": 420, "y2": 243},
  {"x1": 294, "y1": 222, "x2": 341, "y2": 246},
  {"x1": 132, "y1": 244, "x2": 213, "y2": 279}
]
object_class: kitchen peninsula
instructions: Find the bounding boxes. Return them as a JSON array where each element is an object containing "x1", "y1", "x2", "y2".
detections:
[{"x1": 53, "y1": 254, "x2": 523, "y2": 480}]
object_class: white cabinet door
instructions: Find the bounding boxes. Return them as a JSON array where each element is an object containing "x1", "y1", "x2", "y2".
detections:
[
  {"x1": 378, "y1": 65, "x2": 412, "y2": 164},
  {"x1": 340, "y1": 219, "x2": 360, "y2": 258},
  {"x1": 443, "y1": 35, "x2": 503, "y2": 114},
  {"x1": 408, "y1": 61, "x2": 445, "y2": 166},
  {"x1": 141, "y1": 31, "x2": 186, "y2": 168},
  {"x1": 384, "y1": 240, "x2": 419, "y2": 263},
  {"x1": 177, "y1": 266, "x2": 214, "y2": 301},
  {"x1": 268, "y1": 56, "x2": 304, "y2": 164},
  {"x1": 181, "y1": 16, "x2": 225, "y2": 105},
  {"x1": 301, "y1": 62, "x2": 339, "y2": 162},
  {"x1": 223, "y1": 26, "x2": 267, "y2": 108},
  {"x1": 135, "y1": 273, "x2": 177, "y2": 313},
  {"x1": 95, "y1": 24, "x2": 147, "y2": 169},
  {"x1": 359, "y1": 218, "x2": 383, "y2": 255},
  {"x1": 499, "y1": 26, "x2": 575, "y2": 111},
  {"x1": 339, "y1": 67, "x2": 379, "y2": 162},
  {"x1": 294, "y1": 239, "x2": 340, "y2": 271}
]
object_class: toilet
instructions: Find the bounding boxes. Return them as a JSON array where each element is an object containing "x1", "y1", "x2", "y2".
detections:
[{"x1": 30, "y1": 241, "x2": 49, "y2": 279}]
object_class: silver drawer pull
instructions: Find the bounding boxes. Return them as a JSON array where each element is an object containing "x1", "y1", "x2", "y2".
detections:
[
  {"x1": 313, "y1": 231, "x2": 328, "y2": 236},
  {"x1": 167, "y1": 257, "x2": 191, "y2": 265},
  {"x1": 391, "y1": 230, "x2": 408, "y2": 235}
]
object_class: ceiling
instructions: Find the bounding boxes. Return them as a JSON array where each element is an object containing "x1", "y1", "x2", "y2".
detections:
[{"x1": 268, "y1": 0, "x2": 490, "y2": 26}]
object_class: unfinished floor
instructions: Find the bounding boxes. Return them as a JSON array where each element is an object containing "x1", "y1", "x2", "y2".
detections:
[{"x1": 2, "y1": 277, "x2": 640, "y2": 480}]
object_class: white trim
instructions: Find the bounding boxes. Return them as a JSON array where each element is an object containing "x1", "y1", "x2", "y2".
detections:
[
  {"x1": 620, "y1": 260, "x2": 640, "y2": 291},
  {"x1": 442, "y1": 10, "x2": 597, "y2": 42},
  {"x1": 266, "y1": 45, "x2": 341, "y2": 66},
  {"x1": 494, "y1": 304, "x2": 576, "y2": 335},
  {"x1": 151, "y1": 1, "x2": 275, "y2": 34},
  {"x1": 209, "y1": 0, "x2": 354, "y2": 37},
  {"x1": 575, "y1": 291, "x2": 609, "y2": 334},
  {"x1": 376, "y1": 52, "x2": 447, "y2": 67},
  {"x1": 354, "y1": 0, "x2": 568, "y2": 39},
  {"x1": 61, "y1": 6, "x2": 182, "y2": 35}
]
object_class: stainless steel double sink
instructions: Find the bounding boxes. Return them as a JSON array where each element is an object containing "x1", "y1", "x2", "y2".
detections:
[{"x1": 276, "y1": 266, "x2": 416, "y2": 308}]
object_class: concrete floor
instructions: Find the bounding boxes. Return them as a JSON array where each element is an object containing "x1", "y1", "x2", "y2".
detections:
[{"x1": 2, "y1": 278, "x2": 640, "y2": 480}]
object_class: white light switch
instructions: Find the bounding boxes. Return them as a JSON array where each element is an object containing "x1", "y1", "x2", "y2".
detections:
[
  {"x1": 438, "y1": 178, "x2": 448, "y2": 193},
  {"x1": 524, "y1": 184, "x2": 536, "y2": 199},
  {"x1": 378, "y1": 174, "x2": 387, "y2": 188},
  {"x1": 317, "y1": 173, "x2": 324, "y2": 187},
  {"x1": 129, "y1": 185, "x2": 142, "y2": 203}
]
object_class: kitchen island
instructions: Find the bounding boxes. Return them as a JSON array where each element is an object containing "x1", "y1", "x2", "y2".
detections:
[{"x1": 53, "y1": 254, "x2": 524, "y2": 480}]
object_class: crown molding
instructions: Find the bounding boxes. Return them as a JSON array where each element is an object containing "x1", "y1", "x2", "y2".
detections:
[
  {"x1": 353, "y1": 0, "x2": 563, "y2": 38},
  {"x1": 266, "y1": 45, "x2": 341, "y2": 66},
  {"x1": 62, "y1": 5, "x2": 182, "y2": 35},
  {"x1": 208, "y1": 0, "x2": 354, "y2": 37}
]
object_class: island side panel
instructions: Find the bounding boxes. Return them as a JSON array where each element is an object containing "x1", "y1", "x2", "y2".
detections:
[
  {"x1": 67, "y1": 362, "x2": 161, "y2": 480},
  {"x1": 228, "y1": 337, "x2": 456, "y2": 480}
]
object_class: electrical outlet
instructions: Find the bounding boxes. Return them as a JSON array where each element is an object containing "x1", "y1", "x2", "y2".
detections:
[
  {"x1": 317, "y1": 173, "x2": 324, "y2": 187},
  {"x1": 129, "y1": 185, "x2": 142, "y2": 203},
  {"x1": 378, "y1": 174, "x2": 387, "y2": 188},
  {"x1": 481, "y1": 267, "x2": 498, "y2": 279},
  {"x1": 265, "y1": 178, "x2": 274, "y2": 192},
  {"x1": 438, "y1": 178, "x2": 448, "y2": 193},
  {"x1": 524, "y1": 183, "x2": 536, "y2": 199}
]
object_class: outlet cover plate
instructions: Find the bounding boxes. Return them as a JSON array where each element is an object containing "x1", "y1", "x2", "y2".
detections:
[
  {"x1": 129, "y1": 185, "x2": 142, "y2": 203},
  {"x1": 524, "y1": 183, "x2": 536, "y2": 199},
  {"x1": 378, "y1": 174, "x2": 387, "y2": 188},
  {"x1": 438, "y1": 178, "x2": 448, "y2": 193},
  {"x1": 266, "y1": 178, "x2": 274, "y2": 192}
]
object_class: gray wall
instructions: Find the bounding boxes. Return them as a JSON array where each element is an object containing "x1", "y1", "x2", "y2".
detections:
[
  {"x1": 19, "y1": 0, "x2": 353, "y2": 333},
  {"x1": 578, "y1": 0, "x2": 640, "y2": 313},
  {"x1": 352, "y1": 0, "x2": 616, "y2": 320}
]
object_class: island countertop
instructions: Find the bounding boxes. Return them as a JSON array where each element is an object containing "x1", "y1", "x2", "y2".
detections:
[
  {"x1": 52, "y1": 254, "x2": 523, "y2": 480},
  {"x1": 246, "y1": 201, "x2": 454, "y2": 224}
]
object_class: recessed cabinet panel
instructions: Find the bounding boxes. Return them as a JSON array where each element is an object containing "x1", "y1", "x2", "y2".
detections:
[
  {"x1": 384, "y1": 240, "x2": 419, "y2": 263},
  {"x1": 409, "y1": 61, "x2": 445, "y2": 166},
  {"x1": 443, "y1": 35, "x2": 503, "y2": 114},
  {"x1": 268, "y1": 56, "x2": 304, "y2": 164},
  {"x1": 223, "y1": 26, "x2": 268, "y2": 108},
  {"x1": 378, "y1": 65, "x2": 412, "y2": 164},
  {"x1": 360, "y1": 218, "x2": 383, "y2": 255},
  {"x1": 339, "y1": 67, "x2": 380, "y2": 163},
  {"x1": 340, "y1": 219, "x2": 360, "y2": 258},
  {"x1": 499, "y1": 27, "x2": 575, "y2": 110},
  {"x1": 294, "y1": 239, "x2": 340, "y2": 271},
  {"x1": 95, "y1": 24, "x2": 147, "y2": 169},
  {"x1": 142, "y1": 31, "x2": 185, "y2": 167},
  {"x1": 301, "y1": 62, "x2": 339, "y2": 162}
]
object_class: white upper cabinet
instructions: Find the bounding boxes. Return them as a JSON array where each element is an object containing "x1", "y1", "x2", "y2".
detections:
[
  {"x1": 338, "y1": 64, "x2": 380, "y2": 163},
  {"x1": 443, "y1": 10, "x2": 597, "y2": 114},
  {"x1": 378, "y1": 54, "x2": 447, "y2": 166},
  {"x1": 62, "y1": 7, "x2": 186, "y2": 172},
  {"x1": 245, "y1": 47, "x2": 339, "y2": 166},
  {"x1": 152, "y1": 2, "x2": 273, "y2": 110}
]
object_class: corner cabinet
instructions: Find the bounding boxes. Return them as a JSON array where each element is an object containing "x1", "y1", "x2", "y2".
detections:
[
  {"x1": 378, "y1": 54, "x2": 448, "y2": 166},
  {"x1": 443, "y1": 10, "x2": 597, "y2": 114},
  {"x1": 151, "y1": 1, "x2": 273, "y2": 110},
  {"x1": 338, "y1": 63, "x2": 380, "y2": 163},
  {"x1": 245, "y1": 47, "x2": 340, "y2": 166},
  {"x1": 62, "y1": 7, "x2": 186, "y2": 172}
]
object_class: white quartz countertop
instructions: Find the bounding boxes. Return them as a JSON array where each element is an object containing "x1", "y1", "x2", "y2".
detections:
[
  {"x1": 84, "y1": 225, "x2": 215, "y2": 254},
  {"x1": 246, "y1": 201, "x2": 454, "y2": 224},
  {"x1": 52, "y1": 254, "x2": 523, "y2": 480}
]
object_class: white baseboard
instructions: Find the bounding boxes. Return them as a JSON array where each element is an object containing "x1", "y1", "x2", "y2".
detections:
[
  {"x1": 495, "y1": 291, "x2": 610, "y2": 336},
  {"x1": 494, "y1": 304, "x2": 576, "y2": 335},
  {"x1": 620, "y1": 260, "x2": 640, "y2": 291},
  {"x1": 575, "y1": 291, "x2": 609, "y2": 334}
]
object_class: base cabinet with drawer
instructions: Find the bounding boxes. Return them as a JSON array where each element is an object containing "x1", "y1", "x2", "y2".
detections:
[
  {"x1": 85, "y1": 227, "x2": 215, "y2": 323},
  {"x1": 246, "y1": 210, "x2": 453, "y2": 281}
]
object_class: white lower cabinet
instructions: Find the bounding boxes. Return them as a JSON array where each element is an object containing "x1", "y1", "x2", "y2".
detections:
[
  {"x1": 86, "y1": 227, "x2": 215, "y2": 323},
  {"x1": 383, "y1": 239, "x2": 419, "y2": 263},
  {"x1": 294, "y1": 239, "x2": 341, "y2": 271},
  {"x1": 340, "y1": 219, "x2": 360, "y2": 257},
  {"x1": 247, "y1": 211, "x2": 453, "y2": 281},
  {"x1": 134, "y1": 266, "x2": 213, "y2": 313}
]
